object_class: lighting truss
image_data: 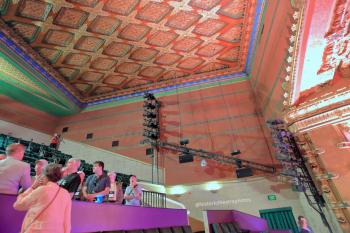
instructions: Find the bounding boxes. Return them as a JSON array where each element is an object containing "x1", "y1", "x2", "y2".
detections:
[{"x1": 158, "y1": 141, "x2": 276, "y2": 174}]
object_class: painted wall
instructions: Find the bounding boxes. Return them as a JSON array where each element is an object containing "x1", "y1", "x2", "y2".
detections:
[
  {"x1": 0, "y1": 94, "x2": 58, "y2": 134},
  {"x1": 249, "y1": 0, "x2": 294, "y2": 120},
  {"x1": 55, "y1": 80, "x2": 275, "y2": 185}
]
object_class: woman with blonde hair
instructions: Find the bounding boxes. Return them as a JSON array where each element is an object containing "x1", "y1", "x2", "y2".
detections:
[{"x1": 14, "y1": 163, "x2": 71, "y2": 233}]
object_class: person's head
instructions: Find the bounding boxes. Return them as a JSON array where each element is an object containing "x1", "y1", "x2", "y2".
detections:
[
  {"x1": 77, "y1": 171, "x2": 85, "y2": 184},
  {"x1": 108, "y1": 171, "x2": 116, "y2": 182},
  {"x1": 93, "y1": 161, "x2": 104, "y2": 175},
  {"x1": 129, "y1": 175, "x2": 137, "y2": 187},
  {"x1": 35, "y1": 159, "x2": 48, "y2": 176},
  {"x1": 298, "y1": 216, "x2": 308, "y2": 227},
  {"x1": 5, "y1": 143, "x2": 25, "y2": 160},
  {"x1": 43, "y1": 164, "x2": 63, "y2": 183},
  {"x1": 66, "y1": 158, "x2": 81, "y2": 174}
]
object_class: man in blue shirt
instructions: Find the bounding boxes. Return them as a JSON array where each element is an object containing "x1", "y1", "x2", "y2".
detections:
[
  {"x1": 82, "y1": 161, "x2": 110, "y2": 202},
  {"x1": 298, "y1": 216, "x2": 314, "y2": 233},
  {"x1": 124, "y1": 175, "x2": 142, "y2": 206}
]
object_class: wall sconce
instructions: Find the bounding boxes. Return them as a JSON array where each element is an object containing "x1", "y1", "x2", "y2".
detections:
[
  {"x1": 168, "y1": 185, "x2": 187, "y2": 196},
  {"x1": 205, "y1": 182, "x2": 222, "y2": 193}
]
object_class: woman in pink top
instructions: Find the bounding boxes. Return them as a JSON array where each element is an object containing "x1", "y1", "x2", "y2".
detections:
[{"x1": 14, "y1": 163, "x2": 71, "y2": 233}]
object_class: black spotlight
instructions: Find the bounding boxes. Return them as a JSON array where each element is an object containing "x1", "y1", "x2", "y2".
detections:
[
  {"x1": 180, "y1": 138, "x2": 189, "y2": 146},
  {"x1": 231, "y1": 149, "x2": 241, "y2": 156},
  {"x1": 179, "y1": 153, "x2": 194, "y2": 163}
]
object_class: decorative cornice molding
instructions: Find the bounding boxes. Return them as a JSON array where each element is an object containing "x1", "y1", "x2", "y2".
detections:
[
  {"x1": 288, "y1": 102, "x2": 350, "y2": 133},
  {"x1": 281, "y1": 2, "x2": 306, "y2": 108},
  {"x1": 0, "y1": 19, "x2": 84, "y2": 106}
]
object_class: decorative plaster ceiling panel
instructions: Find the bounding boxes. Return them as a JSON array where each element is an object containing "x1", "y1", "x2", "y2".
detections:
[{"x1": 0, "y1": 0, "x2": 258, "y2": 101}]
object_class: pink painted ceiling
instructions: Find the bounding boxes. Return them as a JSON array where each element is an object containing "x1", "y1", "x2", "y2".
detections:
[{"x1": 0, "y1": 0, "x2": 257, "y2": 102}]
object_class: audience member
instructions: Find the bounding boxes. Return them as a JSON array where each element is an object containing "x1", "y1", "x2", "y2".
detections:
[
  {"x1": 58, "y1": 158, "x2": 81, "y2": 198},
  {"x1": 0, "y1": 143, "x2": 31, "y2": 194},
  {"x1": 124, "y1": 175, "x2": 142, "y2": 206},
  {"x1": 32, "y1": 159, "x2": 48, "y2": 182},
  {"x1": 298, "y1": 216, "x2": 314, "y2": 233},
  {"x1": 49, "y1": 133, "x2": 61, "y2": 150},
  {"x1": 108, "y1": 171, "x2": 124, "y2": 204},
  {"x1": 82, "y1": 161, "x2": 110, "y2": 202},
  {"x1": 13, "y1": 164, "x2": 71, "y2": 233}
]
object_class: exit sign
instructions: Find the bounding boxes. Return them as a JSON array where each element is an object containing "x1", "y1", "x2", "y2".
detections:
[{"x1": 267, "y1": 194, "x2": 277, "y2": 201}]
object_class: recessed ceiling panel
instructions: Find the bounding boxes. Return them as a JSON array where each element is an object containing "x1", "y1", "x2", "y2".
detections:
[{"x1": 0, "y1": 0, "x2": 260, "y2": 102}]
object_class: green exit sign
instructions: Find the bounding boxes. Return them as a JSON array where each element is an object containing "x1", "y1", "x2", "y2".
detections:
[{"x1": 267, "y1": 194, "x2": 277, "y2": 201}]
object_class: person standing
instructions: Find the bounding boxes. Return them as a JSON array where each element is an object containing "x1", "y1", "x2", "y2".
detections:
[
  {"x1": 124, "y1": 175, "x2": 142, "y2": 206},
  {"x1": 0, "y1": 143, "x2": 31, "y2": 194},
  {"x1": 82, "y1": 161, "x2": 110, "y2": 202},
  {"x1": 298, "y1": 216, "x2": 314, "y2": 233},
  {"x1": 49, "y1": 133, "x2": 61, "y2": 150},
  {"x1": 13, "y1": 164, "x2": 71, "y2": 233},
  {"x1": 58, "y1": 158, "x2": 81, "y2": 198}
]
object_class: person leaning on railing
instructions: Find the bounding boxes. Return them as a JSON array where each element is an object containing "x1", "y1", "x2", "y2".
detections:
[
  {"x1": 82, "y1": 161, "x2": 110, "y2": 202},
  {"x1": 13, "y1": 163, "x2": 71, "y2": 233},
  {"x1": 0, "y1": 143, "x2": 31, "y2": 195},
  {"x1": 124, "y1": 175, "x2": 142, "y2": 206}
]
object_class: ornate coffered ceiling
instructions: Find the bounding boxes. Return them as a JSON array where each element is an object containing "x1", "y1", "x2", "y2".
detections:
[{"x1": 0, "y1": 0, "x2": 261, "y2": 103}]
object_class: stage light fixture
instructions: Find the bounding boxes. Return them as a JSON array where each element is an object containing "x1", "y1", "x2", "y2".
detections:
[
  {"x1": 144, "y1": 93, "x2": 155, "y2": 100},
  {"x1": 179, "y1": 153, "x2": 194, "y2": 163},
  {"x1": 180, "y1": 138, "x2": 189, "y2": 146},
  {"x1": 231, "y1": 149, "x2": 241, "y2": 156}
]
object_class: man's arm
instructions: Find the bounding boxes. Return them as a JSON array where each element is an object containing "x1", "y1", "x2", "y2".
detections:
[
  {"x1": 85, "y1": 176, "x2": 110, "y2": 200},
  {"x1": 19, "y1": 164, "x2": 32, "y2": 192},
  {"x1": 87, "y1": 187, "x2": 110, "y2": 199},
  {"x1": 13, "y1": 186, "x2": 41, "y2": 211},
  {"x1": 124, "y1": 187, "x2": 134, "y2": 201},
  {"x1": 134, "y1": 186, "x2": 142, "y2": 200},
  {"x1": 82, "y1": 176, "x2": 92, "y2": 201}
]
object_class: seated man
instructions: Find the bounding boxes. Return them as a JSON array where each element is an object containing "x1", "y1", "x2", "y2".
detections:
[
  {"x1": 107, "y1": 171, "x2": 124, "y2": 204},
  {"x1": 58, "y1": 158, "x2": 81, "y2": 198},
  {"x1": 298, "y1": 216, "x2": 314, "y2": 233},
  {"x1": 124, "y1": 175, "x2": 142, "y2": 206},
  {"x1": 82, "y1": 161, "x2": 110, "y2": 202},
  {"x1": 32, "y1": 159, "x2": 48, "y2": 182},
  {"x1": 0, "y1": 143, "x2": 31, "y2": 194}
]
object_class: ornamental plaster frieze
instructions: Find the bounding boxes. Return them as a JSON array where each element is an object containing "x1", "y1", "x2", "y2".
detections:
[
  {"x1": 288, "y1": 103, "x2": 350, "y2": 133},
  {"x1": 285, "y1": 0, "x2": 350, "y2": 131}
]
